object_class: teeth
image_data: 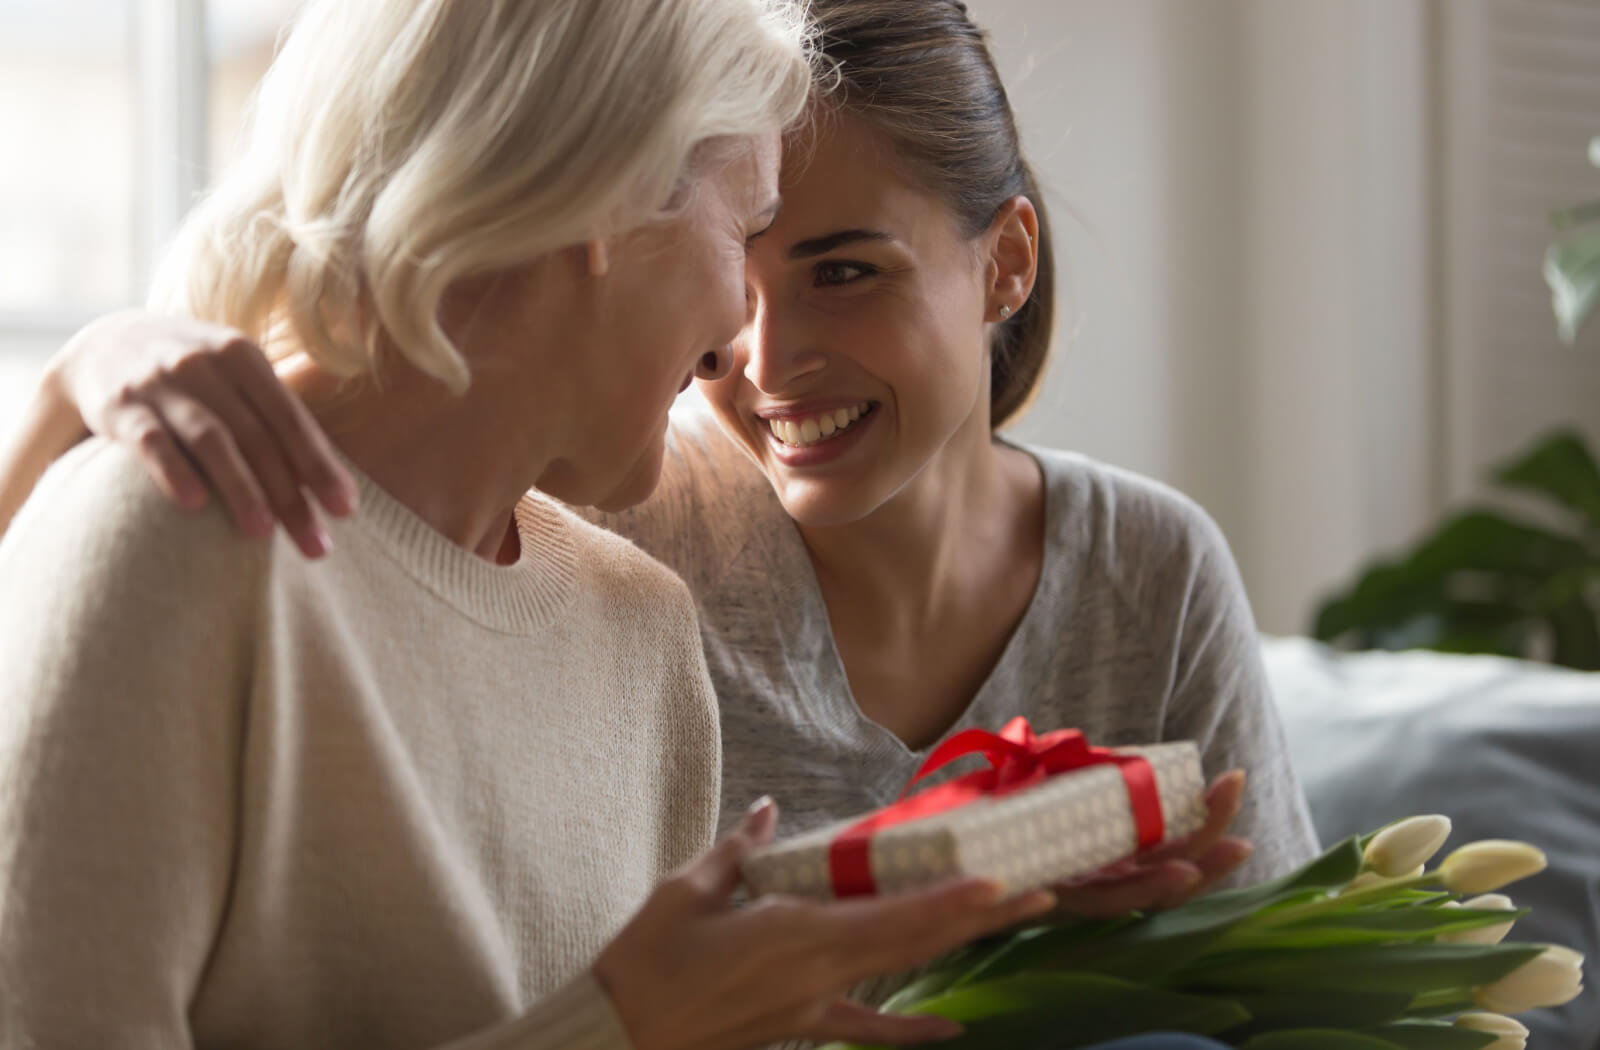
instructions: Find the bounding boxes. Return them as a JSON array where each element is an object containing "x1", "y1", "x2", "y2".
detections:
[{"x1": 766, "y1": 402, "x2": 872, "y2": 448}]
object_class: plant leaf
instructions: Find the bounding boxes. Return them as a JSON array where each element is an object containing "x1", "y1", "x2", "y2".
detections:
[
  {"x1": 1362, "y1": 1022, "x2": 1497, "y2": 1050},
  {"x1": 1549, "y1": 596, "x2": 1600, "y2": 670},
  {"x1": 1545, "y1": 228, "x2": 1600, "y2": 343},
  {"x1": 1241, "y1": 1030, "x2": 1406, "y2": 1050},
  {"x1": 895, "y1": 973, "x2": 1249, "y2": 1050},
  {"x1": 1226, "y1": 988, "x2": 1415, "y2": 1031},
  {"x1": 1492, "y1": 428, "x2": 1600, "y2": 529},
  {"x1": 958, "y1": 839, "x2": 1363, "y2": 985},
  {"x1": 1172, "y1": 942, "x2": 1542, "y2": 995},
  {"x1": 1312, "y1": 510, "x2": 1592, "y2": 646},
  {"x1": 1236, "y1": 906, "x2": 1530, "y2": 948}
]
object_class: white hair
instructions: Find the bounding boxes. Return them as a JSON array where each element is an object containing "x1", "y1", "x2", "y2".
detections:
[{"x1": 151, "y1": 0, "x2": 813, "y2": 393}]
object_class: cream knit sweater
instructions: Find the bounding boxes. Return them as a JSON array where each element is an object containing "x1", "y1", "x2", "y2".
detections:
[{"x1": 0, "y1": 441, "x2": 721, "y2": 1050}]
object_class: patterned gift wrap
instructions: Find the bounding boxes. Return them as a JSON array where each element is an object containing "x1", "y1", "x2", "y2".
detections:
[{"x1": 741, "y1": 741, "x2": 1206, "y2": 900}]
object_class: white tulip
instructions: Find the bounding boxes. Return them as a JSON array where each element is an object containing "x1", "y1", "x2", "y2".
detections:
[
  {"x1": 1439, "y1": 840, "x2": 1547, "y2": 895},
  {"x1": 1474, "y1": 945, "x2": 1585, "y2": 1013},
  {"x1": 1439, "y1": 893, "x2": 1518, "y2": 945},
  {"x1": 1364, "y1": 815, "x2": 1452, "y2": 876},
  {"x1": 1454, "y1": 1012, "x2": 1528, "y2": 1050}
]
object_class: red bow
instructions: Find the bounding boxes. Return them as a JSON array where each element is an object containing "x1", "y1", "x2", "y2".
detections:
[{"x1": 827, "y1": 718, "x2": 1165, "y2": 896}]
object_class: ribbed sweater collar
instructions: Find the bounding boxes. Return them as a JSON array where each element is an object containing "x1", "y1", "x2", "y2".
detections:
[{"x1": 340, "y1": 463, "x2": 580, "y2": 635}]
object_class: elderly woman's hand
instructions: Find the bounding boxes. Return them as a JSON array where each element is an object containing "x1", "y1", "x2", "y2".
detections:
[
  {"x1": 1044, "y1": 769, "x2": 1252, "y2": 920},
  {"x1": 592, "y1": 798, "x2": 1057, "y2": 1050},
  {"x1": 45, "y1": 309, "x2": 357, "y2": 557}
]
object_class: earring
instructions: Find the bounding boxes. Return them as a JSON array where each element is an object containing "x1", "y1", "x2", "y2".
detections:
[{"x1": 998, "y1": 304, "x2": 1013, "y2": 320}]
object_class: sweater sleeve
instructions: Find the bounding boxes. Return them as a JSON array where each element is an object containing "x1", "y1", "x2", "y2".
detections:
[
  {"x1": 440, "y1": 973, "x2": 634, "y2": 1050},
  {"x1": 0, "y1": 444, "x2": 640, "y2": 1050},
  {"x1": 1134, "y1": 491, "x2": 1322, "y2": 887},
  {"x1": 0, "y1": 443, "x2": 259, "y2": 1046}
]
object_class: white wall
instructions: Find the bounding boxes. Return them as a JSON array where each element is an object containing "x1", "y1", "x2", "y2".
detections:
[
  {"x1": 982, "y1": 0, "x2": 1250, "y2": 543},
  {"x1": 982, "y1": 0, "x2": 1439, "y2": 634}
]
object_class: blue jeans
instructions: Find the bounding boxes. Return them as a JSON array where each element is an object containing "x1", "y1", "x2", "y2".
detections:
[{"x1": 1086, "y1": 1038, "x2": 1229, "y2": 1050}]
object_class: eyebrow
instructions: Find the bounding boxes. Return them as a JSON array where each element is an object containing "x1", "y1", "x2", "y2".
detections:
[{"x1": 788, "y1": 229, "x2": 895, "y2": 259}]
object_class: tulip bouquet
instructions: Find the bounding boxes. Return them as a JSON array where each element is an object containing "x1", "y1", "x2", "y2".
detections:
[{"x1": 829, "y1": 817, "x2": 1584, "y2": 1050}]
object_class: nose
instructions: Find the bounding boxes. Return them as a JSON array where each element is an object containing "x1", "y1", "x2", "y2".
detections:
[
  {"x1": 738, "y1": 294, "x2": 825, "y2": 393},
  {"x1": 695, "y1": 347, "x2": 733, "y2": 382}
]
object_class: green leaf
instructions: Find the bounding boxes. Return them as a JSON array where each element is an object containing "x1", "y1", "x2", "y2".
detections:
[
  {"x1": 1173, "y1": 942, "x2": 1542, "y2": 995},
  {"x1": 896, "y1": 973, "x2": 1250, "y2": 1050},
  {"x1": 967, "y1": 839, "x2": 1366, "y2": 986},
  {"x1": 1362, "y1": 1022, "x2": 1497, "y2": 1050},
  {"x1": 1227, "y1": 988, "x2": 1415, "y2": 1030},
  {"x1": 1545, "y1": 228, "x2": 1600, "y2": 343},
  {"x1": 1552, "y1": 200, "x2": 1600, "y2": 230},
  {"x1": 960, "y1": 856, "x2": 1357, "y2": 986},
  {"x1": 1312, "y1": 510, "x2": 1593, "y2": 647},
  {"x1": 1549, "y1": 595, "x2": 1600, "y2": 670},
  {"x1": 1241, "y1": 1031, "x2": 1406, "y2": 1050},
  {"x1": 1492, "y1": 429, "x2": 1600, "y2": 529},
  {"x1": 1240, "y1": 906, "x2": 1530, "y2": 948}
]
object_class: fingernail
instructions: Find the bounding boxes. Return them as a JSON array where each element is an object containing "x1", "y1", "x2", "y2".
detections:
[
  {"x1": 315, "y1": 524, "x2": 334, "y2": 555},
  {"x1": 747, "y1": 795, "x2": 774, "y2": 816},
  {"x1": 1020, "y1": 888, "x2": 1058, "y2": 914},
  {"x1": 332, "y1": 481, "x2": 359, "y2": 516}
]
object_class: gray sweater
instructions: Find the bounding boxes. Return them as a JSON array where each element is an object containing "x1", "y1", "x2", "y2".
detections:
[{"x1": 595, "y1": 412, "x2": 1320, "y2": 890}]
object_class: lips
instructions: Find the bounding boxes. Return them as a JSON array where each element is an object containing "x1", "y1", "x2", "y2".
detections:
[{"x1": 763, "y1": 401, "x2": 874, "y2": 447}]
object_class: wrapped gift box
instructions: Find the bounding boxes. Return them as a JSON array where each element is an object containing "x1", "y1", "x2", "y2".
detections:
[{"x1": 741, "y1": 736, "x2": 1206, "y2": 900}]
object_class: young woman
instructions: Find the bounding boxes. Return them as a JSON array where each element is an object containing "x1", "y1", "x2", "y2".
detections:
[{"x1": 0, "y1": 3, "x2": 1071, "y2": 1050}]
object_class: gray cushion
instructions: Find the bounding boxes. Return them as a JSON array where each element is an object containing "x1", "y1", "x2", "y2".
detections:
[{"x1": 1263, "y1": 636, "x2": 1600, "y2": 1049}]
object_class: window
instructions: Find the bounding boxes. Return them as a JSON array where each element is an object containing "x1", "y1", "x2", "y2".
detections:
[{"x1": 0, "y1": 0, "x2": 295, "y2": 433}]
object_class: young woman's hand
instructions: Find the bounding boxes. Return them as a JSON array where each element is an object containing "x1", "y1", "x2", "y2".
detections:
[
  {"x1": 592, "y1": 798, "x2": 1057, "y2": 1050},
  {"x1": 1046, "y1": 769, "x2": 1252, "y2": 920},
  {"x1": 48, "y1": 309, "x2": 357, "y2": 557}
]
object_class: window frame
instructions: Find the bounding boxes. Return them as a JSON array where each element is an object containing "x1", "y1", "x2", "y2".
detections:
[{"x1": 0, "y1": 0, "x2": 209, "y2": 360}]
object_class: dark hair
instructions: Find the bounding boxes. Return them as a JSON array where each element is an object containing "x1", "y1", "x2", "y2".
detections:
[{"x1": 808, "y1": 0, "x2": 1055, "y2": 428}]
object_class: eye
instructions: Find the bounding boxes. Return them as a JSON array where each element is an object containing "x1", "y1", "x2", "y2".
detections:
[{"x1": 814, "y1": 261, "x2": 876, "y2": 287}]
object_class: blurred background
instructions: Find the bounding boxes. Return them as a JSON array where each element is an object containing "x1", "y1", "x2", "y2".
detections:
[{"x1": 1, "y1": 0, "x2": 1597, "y2": 638}]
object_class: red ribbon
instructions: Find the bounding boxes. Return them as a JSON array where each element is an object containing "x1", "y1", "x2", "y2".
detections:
[{"x1": 827, "y1": 718, "x2": 1165, "y2": 896}]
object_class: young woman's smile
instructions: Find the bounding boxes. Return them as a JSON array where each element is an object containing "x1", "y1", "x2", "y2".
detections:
[{"x1": 757, "y1": 397, "x2": 881, "y2": 467}]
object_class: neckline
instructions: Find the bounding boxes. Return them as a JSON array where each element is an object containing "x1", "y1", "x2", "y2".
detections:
[
  {"x1": 766, "y1": 438, "x2": 1059, "y2": 778},
  {"x1": 338, "y1": 462, "x2": 580, "y2": 635}
]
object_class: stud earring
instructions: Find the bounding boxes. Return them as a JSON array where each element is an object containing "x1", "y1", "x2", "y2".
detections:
[{"x1": 998, "y1": 304, "x2": 1013, "y2": 320}]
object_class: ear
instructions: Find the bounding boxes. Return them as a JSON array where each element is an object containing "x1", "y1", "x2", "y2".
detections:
[{"x1": 985, "y1": 196, "x2": 1038, "y2": 320}]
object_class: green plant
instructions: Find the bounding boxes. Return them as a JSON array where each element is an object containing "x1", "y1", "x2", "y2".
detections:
[
  {"x1": 822, "y1": 822, "x2": 1579, "y2": 1050},
  {"x1": 1312, "y1": 134, "x2": 1600, "y2": 670},
  {"x1": 1544, "y1": 135, "x2": 1600, "y2": 344},
  {"x1": 1311, "y1": 429, "x2": 1600, "y2": 670}
]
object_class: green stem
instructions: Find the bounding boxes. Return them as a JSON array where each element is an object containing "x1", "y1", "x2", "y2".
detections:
[
  {"x1": 1413, "y1": 988, "x2": 1471, "y2": 1009},
  {"x1": 1228, "y1": 873, "x2": 1442, "y2": 935}
]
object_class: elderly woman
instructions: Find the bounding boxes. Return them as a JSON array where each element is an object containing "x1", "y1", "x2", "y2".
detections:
[{"x1": 0, "y1": 3, "x2": 1060, "y2": 1050}]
